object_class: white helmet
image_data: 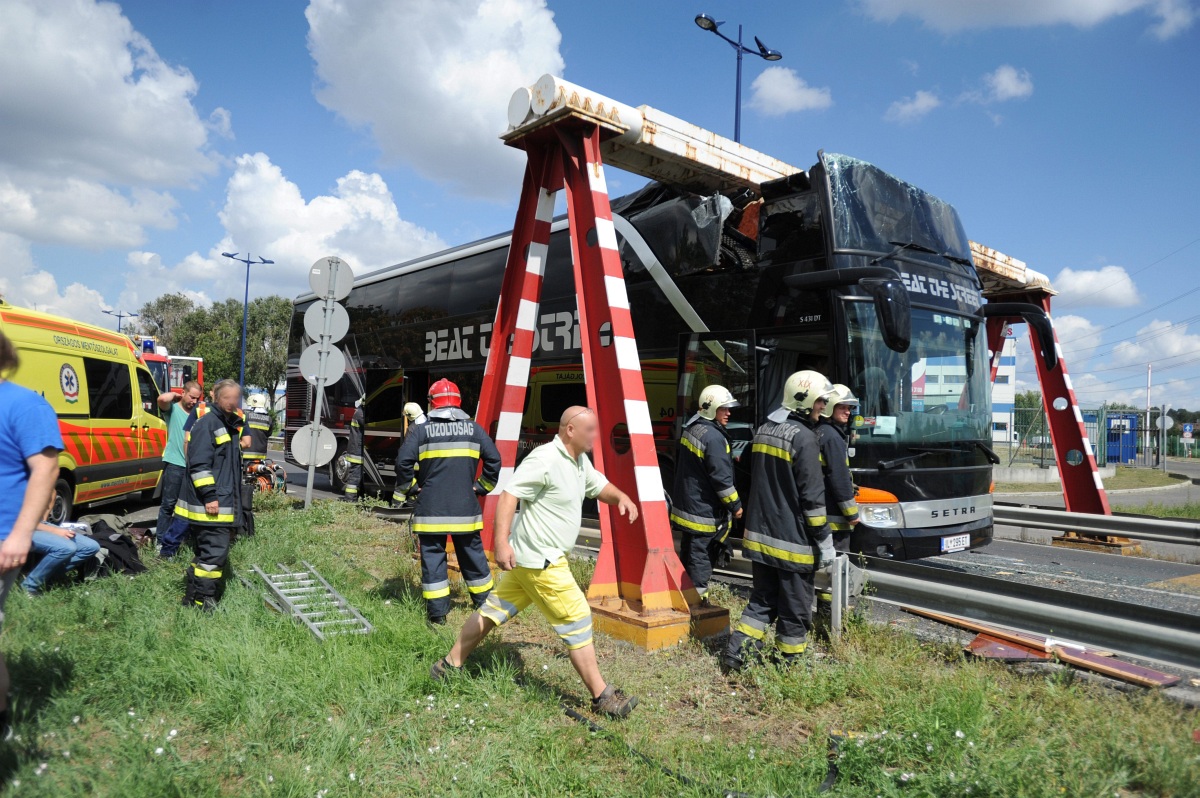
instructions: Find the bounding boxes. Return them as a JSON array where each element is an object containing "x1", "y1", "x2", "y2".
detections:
[
  {"x1": 697, "y1": 384, "x2": 738, "y2": 421},
  {"x1": 781, "y1": 370, "x2": 836, "y2": 413},
  {"x1": 403, "y1": 402, "x2": 425, "y2": 422},
  {"x1": 820, "y1": 384, "x2": 860, "y2": 418},
  {"x1": 246, "y1": 393, "x2": 269, "y2": 411}
]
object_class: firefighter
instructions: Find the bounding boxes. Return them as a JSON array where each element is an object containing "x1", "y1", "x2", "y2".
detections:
[
  {"x1": 403, "y1": 402, "x2": 427, "y2": 427},
  {"x1": 723, "y1": 370, "x2": 837, "y2": 672},
  {"x1": 343, "y1": 399, "x2": 365, "y2": 502},
  {"x1": 392, "y1": 379, "x2": 501, "y2": 625},
  {"x1": 816, "y1": 384, "x2": 860, "y2": 554},
  {"x1": 242, "y1": 394, "x2": 272, "y2": 463},
  {"x1": 670, "y1": 384, "x2": 743, "y2": 601},
  {"x1": 238, "y1": 393, "x2": 272, "y2": 537},
  {"x1": 175, "y1": 379, "x2": 244, "y2": 612}
]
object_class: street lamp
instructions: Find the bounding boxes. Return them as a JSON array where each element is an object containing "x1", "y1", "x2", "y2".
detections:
[
  {"x1": 103, "y1": 308, "x2": 138, "y2": 332},
  {"x1": 693, "y1": 12, "x2": 782, "y2": 143},
  {"x1": 221, "y1": 251, "x2": 275, "y2": 389}
]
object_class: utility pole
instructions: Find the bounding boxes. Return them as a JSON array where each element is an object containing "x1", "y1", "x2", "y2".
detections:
[
  {"x1": 221, "y1": 251, "x2": 275, "y2": 389},
  {"x1": 1145, "y1": 363, "x2": 1152, "y2": 466},
  {"x1": 103, "y1": 309, "x2": 138, "y2": 332}
]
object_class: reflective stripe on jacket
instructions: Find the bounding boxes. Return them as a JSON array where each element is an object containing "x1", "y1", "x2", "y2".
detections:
[
  {"x1": 816, "y1": 420, "x2": 859, "y2": 530},
  {"x1": 669, "y1": 418, "x2": 741, "y2": 534},
  {"x1": 742, "y1": 413, "x2": 829, "y2": 574},
  {"x1": 393, "y1": 418, "x2": 501, "y2": 534},
  {"x1": 176, "y1": 409, "x2": 243, "y2": 527}
]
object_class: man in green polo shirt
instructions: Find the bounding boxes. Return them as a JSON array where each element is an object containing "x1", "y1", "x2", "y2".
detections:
[
  {"x1": 155, "y1": 381, "x2": 203, "y2": 549},
  {"x1": 432, "y1": 406, "x2": 641, "y2": 718}
]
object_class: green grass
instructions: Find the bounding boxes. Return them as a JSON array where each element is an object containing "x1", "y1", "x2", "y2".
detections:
[
  {"x1": 0, "y1": 501, "x2": 1196, "y2": 797},
  {"x1": 1114, "y1": 501, "x2": 1200, "y2": 520},
  {"x1": 997, "y1": 466, "x2": 1186, "y2": 494}
]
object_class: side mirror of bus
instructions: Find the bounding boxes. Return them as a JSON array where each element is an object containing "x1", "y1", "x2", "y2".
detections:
[
  {"x1": 981, "y1": 303, "x2": 1058, "y2": 372},
  {"x1": 860, "y1": 278, "x2": 911, "y2": 353}
]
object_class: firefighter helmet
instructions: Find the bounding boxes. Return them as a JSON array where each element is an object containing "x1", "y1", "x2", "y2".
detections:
[
  {"x1": 781, "y1": 370, "x2": 836, "y2": 413},
  {"x1": 427, "y1": 379, "x2": 461, "y2": 410},
  {"x1": 697, "y1": 384, "x2": 739, "y2": 420},
  {"x1": 246, "y1": 393, "x2": 269, "y2": 411},
  {"x1": 820, "y1": 384, "x2": 860, "y2": 418},
  {"x1": 403, "y1": 402, "x2": 425, "y2": 421}
]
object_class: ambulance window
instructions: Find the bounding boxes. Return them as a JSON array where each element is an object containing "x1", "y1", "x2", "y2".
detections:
[
  {"x1": 135, "y1": 368, "x2": 160, "y2": 416},
  {"x1": 84, "y1": 358, "x2": 133, "y2": 419}
]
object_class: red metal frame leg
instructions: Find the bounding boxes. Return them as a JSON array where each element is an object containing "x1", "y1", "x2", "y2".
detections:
[
  {"x1": 557, "y1": 124, "x2": 692, "y2": 613},
  {"x1": 1028, "y1": 298, "x2": 1111, "y2": 515},
  {"x1": 475, "y1": 149, "x2": 562, "y2": 552}
]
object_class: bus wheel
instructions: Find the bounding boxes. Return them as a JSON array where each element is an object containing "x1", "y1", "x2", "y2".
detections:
[
  {"x1": 329, "y1": 448, "x2": 349, "y2": 494},
  {"x1": 51, "y1": 477, "x2": 74, "y2": 525}
]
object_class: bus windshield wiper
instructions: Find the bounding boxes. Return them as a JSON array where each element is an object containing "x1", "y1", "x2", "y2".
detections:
[
  {"x1": 941, "y1": 252, "x2": 973, "y2": 267},
  {"x1": 878, "y1": 451, "x2": 933, "y2": 470},
  {"x1": 870, "y1": 240, "x2": 938, "y2": 265},
  {"x1": 908, "y1": 440, "x2": 1002, "y2": 465},
  {"x1": 970, "y1": 439, "x2": 1001, "y2": 464}
]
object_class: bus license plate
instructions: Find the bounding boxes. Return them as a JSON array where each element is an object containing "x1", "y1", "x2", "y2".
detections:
[{"x1": 941, "y1": 534, "x2": 970, "y2": 553}]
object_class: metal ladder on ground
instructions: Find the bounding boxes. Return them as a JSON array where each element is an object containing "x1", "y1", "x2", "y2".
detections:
[{"x1": 252, "y1": 561, "x2": 373, "y2": 641}]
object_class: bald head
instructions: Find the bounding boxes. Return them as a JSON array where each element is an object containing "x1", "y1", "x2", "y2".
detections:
[{"x1": 558, "y1": 406, "x2": 598, "y2": 455}]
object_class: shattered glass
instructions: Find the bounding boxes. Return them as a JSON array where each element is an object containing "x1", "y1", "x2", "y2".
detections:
[{"x1": 821, "y1": 152, "x2": 973, "y2": 265}]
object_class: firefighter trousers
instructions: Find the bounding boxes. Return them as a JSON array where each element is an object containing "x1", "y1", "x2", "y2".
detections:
[
  {"x1": 418, "y1": 533, "x2": 494, "y2": 620},
  {"x1": 188, "y1": 526, "x2": 232, "y2": 610},
  {"x1": 725, "y1": 561, "x2": 815, "y2": 664},
  {"x1": 679, "y1": 530, "x2": 725, "y2": 596}
]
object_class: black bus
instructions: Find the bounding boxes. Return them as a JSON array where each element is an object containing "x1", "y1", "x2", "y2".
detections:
[{"x1": 287, "y1": 151, "x2": 994, "y2": 560}]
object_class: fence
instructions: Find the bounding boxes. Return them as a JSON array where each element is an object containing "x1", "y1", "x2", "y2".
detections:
[{"x1": 994, "y1": 406, "x2": 1186, "y2": 469}]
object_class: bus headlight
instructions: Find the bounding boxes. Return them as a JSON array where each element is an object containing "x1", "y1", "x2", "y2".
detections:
[
  {"x1": 855, "y1": 487, "x2": 904, "y2": 528},
  {"x1": 860, "y1": 504, "x2": 903, "y2": 528}
]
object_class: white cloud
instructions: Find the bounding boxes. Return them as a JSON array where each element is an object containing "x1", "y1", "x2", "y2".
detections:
[
  {"x1": 747, "y1": 67, "x2": 833, "y2": 116},
  {"x1": 306, "y1": 0, "x2": 565, "y2": 200},
  {"x1": 1110, "y1": 319, "x2": 1200, "y2": 367},
  {"x1": 983, "y1": 65, "x2": 1034, "y2": 102},
  {"x1": 884, "y1": 90, "x2": 941, "y2": 123},
  {"x1": 0, "y1": 234, "x2": 115, "y2": 328},
  {"x1": 1053, "y1": 265, "x2": 1143, "y2": 308},
  {"x1": 123, "y1": 153, "x2": 446, "y2": 307},
  {"x1": 0, "y1": 0, "x2": 220, "y2": 248},
  {"x1": 1052, "y1": 314, "x2": 1105, "y2": 367},
  {"x1": 861, "y1": 0, "x2": 1195, "y2": 39}
]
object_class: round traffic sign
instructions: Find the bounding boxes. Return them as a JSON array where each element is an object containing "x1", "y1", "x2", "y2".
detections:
[
  {"x1": 308, "y1": 256, "x2": 355, "y2": 301},
  {"x1": 291, "y1": 423, "x2": 337, "y2": 467},
  {"x1": 299, "y1": 342, "x2": 346, "y2": 387},
  {"x1": 303, "y1": 300, "x2": 350, "y2": 342}
]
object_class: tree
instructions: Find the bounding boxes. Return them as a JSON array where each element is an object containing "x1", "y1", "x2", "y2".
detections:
[
  {"x1": 138, "y1": 293, "x2": 196, "y2": 353},
  {"x1": 1013, "y1": 390, "x2": 1045, "y2": 442},
  {"x1": 170, "y1": 296, "x2": 294, "y2": 393},
  {"x1": 244, "y1": 295, "x2": 294, "y2": 400},
  {"x1": 1014, "y1": 390, "x2": 1042, "y2": 410}
]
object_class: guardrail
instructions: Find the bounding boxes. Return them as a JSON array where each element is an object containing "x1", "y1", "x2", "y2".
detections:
[
  {"x1": 572, "y1": 526, "x2": 1200, "y2": 671},
  {"x1": 993, "y1": 504, "x2": 1200, "y2": 547}
]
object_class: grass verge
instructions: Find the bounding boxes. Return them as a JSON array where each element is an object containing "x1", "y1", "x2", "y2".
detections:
[
  {"x1": 1113, "y1": 501, "x2": 1200, "y2": 520},
  {"x1": 997, "y1": 466, "x2": 1185, "y2": 494},
  {"x1": 0, "y1": 500, "x2": 1196, "y2": 797}
]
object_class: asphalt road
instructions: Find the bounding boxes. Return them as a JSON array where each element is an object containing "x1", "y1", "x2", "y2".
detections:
[{"x1": 926, "y1": 538, "x2": 1200, "y2": 615}]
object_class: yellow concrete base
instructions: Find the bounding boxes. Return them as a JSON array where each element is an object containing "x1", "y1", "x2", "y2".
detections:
[
  {"x1": 589, "y1": 597, "x2": 729, "y2": 650},
  {"x1": 1051, "y1": 535, "x2": 1143, "y2": 556}
]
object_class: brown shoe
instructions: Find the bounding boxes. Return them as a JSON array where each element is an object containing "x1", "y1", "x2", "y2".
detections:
[
  {"x1": 591, "y1": 685, "x2": 638, "y2": 718},
  {"x1": 430, "y1": 657, "x2": 461, "y2": 681}
]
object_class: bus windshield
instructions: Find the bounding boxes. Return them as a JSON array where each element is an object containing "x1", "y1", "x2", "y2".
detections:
[
  {"x1": 845, "y1": 300, "x2": 990, "y2": 445},
  {"x1": 822, "y1": 152, "x2": 973, "y2": 266}
]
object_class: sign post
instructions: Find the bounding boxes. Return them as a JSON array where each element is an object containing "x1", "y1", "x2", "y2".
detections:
[{"x1": 293, "y1": 256, "x2": 354, "y2": 508}]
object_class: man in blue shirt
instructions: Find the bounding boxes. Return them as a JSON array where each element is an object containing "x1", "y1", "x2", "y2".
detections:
[
  {"x1": 155, "y1": 381, "x2": 203, "y2": 550},
  {"x1": 0, "y1": 331, "x2": 64, "y2": 737}
]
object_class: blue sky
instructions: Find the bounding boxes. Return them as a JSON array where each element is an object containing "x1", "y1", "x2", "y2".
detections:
[{"x1": 1, "y1": 0, "x2": 1197, "y2": 406}]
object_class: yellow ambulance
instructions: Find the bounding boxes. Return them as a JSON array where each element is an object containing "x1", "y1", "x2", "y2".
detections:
[{"x1": 0, "y1": 300, "x2": 167, "y2": 522}]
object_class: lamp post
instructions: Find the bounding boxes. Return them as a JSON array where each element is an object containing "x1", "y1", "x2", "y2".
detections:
[
  {"x1": 221, "y1": 251, "x2": 275, "y2": 389},
  {"x1": 694, "y1": 13, "x2": 782, "y2": 143},
  {"x1": 103, "y1": 308, "x2": 138, "y2": 333}
]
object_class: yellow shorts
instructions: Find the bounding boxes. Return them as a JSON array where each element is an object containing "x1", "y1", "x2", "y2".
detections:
[{"x1": 479, "y1": 558, "x2": 593, "y2": 650}]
